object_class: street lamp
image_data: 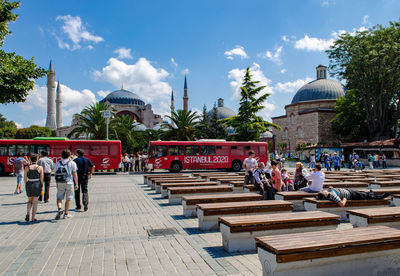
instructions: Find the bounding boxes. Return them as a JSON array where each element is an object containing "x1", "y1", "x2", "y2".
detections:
[{"x1": 103, "y1": 110, "x2": 112, "y2": 140}]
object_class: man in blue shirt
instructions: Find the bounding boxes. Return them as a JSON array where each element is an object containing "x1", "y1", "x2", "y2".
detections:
[
  {"x1": 332, "y1": 152, "x2": 341, "y2": 171},
  {"x1": 325, "y1": 154, "x2": 332, "y2": 171},
  {"x1": 74, "y1": 149, "x2": 95, "y2": 211}
]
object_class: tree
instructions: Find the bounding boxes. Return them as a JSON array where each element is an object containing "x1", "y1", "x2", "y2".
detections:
[
  {"x1": 221, "y1": 67, "x2": 280, "y2": 141},
  {"x1": 0, "y1": 113, "x2": 16, "y2": 138},
  {"x1": 198, "y1": 104, "x2": 228, "y2": 139},
  {"x1": 15, "y1": 125, "x2": 53, "y2": 139},
  {"x1": 162, "y1": 109, "x2": 201, "y2": 141},
  {"x1": 327, "y1": 21, "x2": 400, "y2": 140},
  {"x1": 0, "y1": 0, "x2": 46, "y2": 104},
  {"x1": 278, "y1": 142, "x2": 287, "y2": 153},
  {"x1": 330, "y1": 90, "x2": 369, "y2": 141},
  {"x1": 68, "y1": 102, "x2": 110, "y2": 140},
  {"x1": 110, "y1": 114, "x2": 136, "y2": 153}
]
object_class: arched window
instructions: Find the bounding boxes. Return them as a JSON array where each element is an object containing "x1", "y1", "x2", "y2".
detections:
[
  {"x1": 297, "y1": 127, "x2": 302, "y2": 138},
  {"x1": 284, "y1": 128, "x2": 289, "y2": 139},
  {"x1": 290, "y1": 114, "x2": 295, "y2": 125}
]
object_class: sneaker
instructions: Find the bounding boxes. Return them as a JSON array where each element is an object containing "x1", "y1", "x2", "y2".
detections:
[
  {"x1": 14, "y1": 191, "x2": 18, "y2": 195},
  {"x1": 19, "y1": 190, "x2": 23, "y2": 194},
  {"x1": 84, "y1": 205, "x2": 88, "y2": 212},
  {"x1": 55, "y1": 210, "x2": 63, "y2": 220},
  {"x1": 76, "y1": 206, "x2": 81, "y2": 211},
  {"x1": 25, "y1": 214, "x2": 29, "y2": 222},
  {"x1": 63, "y1": 213, "x2": 73, "y2": 219}
]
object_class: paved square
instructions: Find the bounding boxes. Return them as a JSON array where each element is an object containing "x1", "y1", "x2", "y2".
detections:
[{"x1": 0, "y1": 174, "x2": 261, "y2": 275}]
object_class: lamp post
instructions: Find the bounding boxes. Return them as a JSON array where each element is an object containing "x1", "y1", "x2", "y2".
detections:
[{"x1": 103, "y1": 110, "x2": 111, "y2": 140}]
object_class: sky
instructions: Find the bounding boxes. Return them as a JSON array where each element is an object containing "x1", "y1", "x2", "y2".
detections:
[{"x1": 1, "y1": 0, "x2": 400, "y2": 128}]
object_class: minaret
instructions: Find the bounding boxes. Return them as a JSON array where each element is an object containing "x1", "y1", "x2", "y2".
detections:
[
  {"x1": 170, "y1": 90, "x2": 175, "y2": 115},
  {"x1": 56, "y1": 81, "x2": 63, "y2": 128},
  {"x1": 45, "y1": 59, "x2": 57, "y2": 130},
  {"x1": 183, "y1": 75, "x2": 188, "y2": 111}
]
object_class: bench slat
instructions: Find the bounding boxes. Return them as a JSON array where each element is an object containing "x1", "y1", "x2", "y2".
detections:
[
  {"x1": 183, "y1": 193, "x2": 262, "y2": 205},
  {"x1": 168, "y1": 185, "x2": 233, "y2": 194},
  {"x1": 303, "y1": 197, "x2": 391, "y2": 207}
]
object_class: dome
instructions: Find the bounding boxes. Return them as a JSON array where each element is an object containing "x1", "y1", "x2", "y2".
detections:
[
  {"x1": 291, "y1": 79, "x2": 345, "y2": 104},
  {"x1": 100, "y1": 89, "x2": 145, "y2": 106},
  {"x1": 133, "y1": 123, "x2": 147, "y2": 131},
  {"x1": 207, "y1": 98, "x2": 236, "y2": 119}
]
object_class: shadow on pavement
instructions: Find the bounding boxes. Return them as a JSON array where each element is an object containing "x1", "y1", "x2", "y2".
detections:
[{"x1": 203, "y1": 246, "x2": 256, "y2": 258}]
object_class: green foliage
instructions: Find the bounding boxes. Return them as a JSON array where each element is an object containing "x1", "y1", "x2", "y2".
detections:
[
  {"x1": 330, "y1": 90, "x2": 369, "y2": 141},
  {"x1": 327, "y1": 21, "x2": 400, "y2": 139},
  {"x1": 0, "y1": 1, "x2": 46, "y2": 104},
  {"x1": 296, "y1": 142, "x2": 307, "y2": 153},
  {"x1": 0, "y1": 112, "x2": 16, "y2": 138},
  {"x1": 278, "y1": 142, "x2": 287, "y2": 151},
  {"x1": 220, "y1": 67, "x2": 280, "y2": 141},
  {"x1": 197, "y1": 104, "x2": 227, "y2": 139},
  {"x1": 68, "y1": 102, "x2": 110, "y2": 140},
  {"x1": 162, "y1": 109, "x2": 201, "y2": 141},
  {"x1": 15, "y1": 125, "x2": 53, "y2": 139}
]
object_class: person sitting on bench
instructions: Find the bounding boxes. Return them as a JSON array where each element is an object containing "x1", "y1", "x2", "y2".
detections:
[
  {"x1": 300, "y1": 164, "x2": 324, "y2": 193},
  {"x1": 254, "y1": 162, "x2": 273, "y2": 199},
  {"x1": 317, "y1": 187, "x2": 390, "y2": 207}
]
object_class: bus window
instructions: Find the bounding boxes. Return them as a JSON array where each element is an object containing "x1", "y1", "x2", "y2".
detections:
[
  {"x1": 110, "y1": 145, "x2": 120, "y2": 156},
  {"x1": 152, "y1": 145, "x2": 168, "y2": 157},
  {"x1": 201, "y1": 145, "x2": 215, "y2": 155},
  {"x1": 259, "y1": 145, "x2": 266, "y2": 155},
  {"x1": 169, "y1": 145, "x2": 184, "y2": 156},
  {"x1": 230, "y1": 146, "x2": 244, "y2": 156},
  {"x1": 71, "y1": 145, "x2": 90, "y2": 155},
  {"x1": 30, "y1": 145, "x2": 50, "y2": 155},
  {"x1": 90, "y1": 145, "x2": 109, "y2": 155},
  {"x1": 52, "y1": 145, "x2": 71, "y2": 156},
  {"x1": 185, "y1": 145, "x2": 200, "y2": 156},
  {"x1": 216, "y1": 145, "x2": 229, "y2": 155},
  {"x1": 0, "y1": 145, "x2": 7, "y2": 156},
  {"x1": 8, "y1": 145, "x2": 29, "y2": 156}
]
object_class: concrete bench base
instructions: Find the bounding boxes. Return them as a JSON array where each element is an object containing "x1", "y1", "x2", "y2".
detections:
[
  {"x1": 221, "y1": 223, "x2": 337, "y2": 253},
  {"x1": 198, "y1": 210, "x2": 290, "y2": 231},
  {"x1": 304, "y1": 202, "x2": 389, "y2": 221},
  {"x1": 168, "y1": 193, "x2": 220, "y2": 205},
  {"x1": 274, "y1": 196, "x2": 305, "y2": 211},
  {"x1": 257, "y1": 247, "x2": 400, "y2": 276},
  {"x1": 349, "y1": 214, "x2": 400, "y2": 228},
  {"x1": 393, "y1": 197, "x2": 400, "y2": 206}
]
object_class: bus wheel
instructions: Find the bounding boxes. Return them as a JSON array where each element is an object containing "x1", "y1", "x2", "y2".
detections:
[
  {"x1": 170, "y1": 161, "x2": 182, "y2": 173},
  {"x1": 231, "y1": 160, "x2": 242, "y2": 172}
]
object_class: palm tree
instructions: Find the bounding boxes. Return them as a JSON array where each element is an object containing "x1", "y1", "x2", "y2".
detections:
[
  {"x1": 68, "y1": 102, "x2": 111, "y2": 140},
  {"x1": 111, "y1": 114, "x2": 136, "y2": 152},
  {"x1": 162, "y1": 110, "x2": 201, "y2": 141}
]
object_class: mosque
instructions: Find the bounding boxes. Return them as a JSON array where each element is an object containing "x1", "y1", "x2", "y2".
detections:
[{"x1": 272, "y1": 65, "x2": 346, "y2": 154}]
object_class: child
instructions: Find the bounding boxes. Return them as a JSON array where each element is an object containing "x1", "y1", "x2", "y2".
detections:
[{"x1": 281, "y1": 168, "x2": 294, "y2": 191}]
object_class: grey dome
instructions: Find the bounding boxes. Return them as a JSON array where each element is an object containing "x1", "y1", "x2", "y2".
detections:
[
  {"x1": 208, "y1": 107, "x2": 236, "y2": 119},
  {"x1": 291, "y1": 79, "x2": 345, "y2": 104},
  {"x1": 100, "y1": 89, "x2": 145, "y2": 106},
  {"x1": 133, "y1": 123, "x2": 147, "y2": 131}
]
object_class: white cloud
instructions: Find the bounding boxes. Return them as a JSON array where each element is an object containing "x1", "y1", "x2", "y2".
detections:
[
  {"x1": 18, "y1": 83, "x2": 97, "y2": 126},
  {"x1": 280, "y1": 69, "x2": 286, "y2": 74},
  {"x1": 258, "y1": 46, "x2": 283, "y2": 65},
  {"x1": 363, "y1": 15, "x2": 369, "y2": 25},
  {"x1": 87, "y1": 45, "x2": 94, "y2": 50},
  {"x1": 281, "y1": 35, "x2": 289, "y2": 42},
  {"x1": 32, "y1": 119, "x2": 46, "y2": 127},
  {"x1": 114, "y1": 47, "x2": 133, "y2": 59},
  {"x1": 224, "y1": 45, "x2": 249, "y2": 60},
  {"x1": 15, "y1": 122, "x2": 23, "y2": 129},
  {"x1": 181, "y1": 68, "x2": 189, "y2": 75},
  {"x1": 171, "y1": 58, "x2": 178, "y2": 68},
  {"x1": 322, "y1": 0, "x2": 335, "y2": 6},
  {"x1": 56, "y1": 15, "x2": 103, "y2": 50},
  {"x1": 227, "y1": 63, "x2": 275, "y2": 119},
  {"x1": 97, "y1": 90, "x2": 110, "y2": 98},
  {"x1": 274, "y1": 77, "x2": 313, "y2": 94},
  {"x1": 294, "y1": 35, "x2": 334, "y2": 51},
  {"x1": 93, "y1": 57, "x2": 172, "y2": 116}
]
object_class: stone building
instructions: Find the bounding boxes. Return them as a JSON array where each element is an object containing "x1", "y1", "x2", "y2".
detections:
[{"x1": 272, "y1": 65, "x2": 345, "y2": 153}]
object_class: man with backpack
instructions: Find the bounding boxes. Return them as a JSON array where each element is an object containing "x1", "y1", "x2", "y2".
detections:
[
  {"x1": 54, "y1": 149, "x2": 78, "y2": 220},
  {"x1": 73, "y1": 149, "x2": 95, "y2": 212}
]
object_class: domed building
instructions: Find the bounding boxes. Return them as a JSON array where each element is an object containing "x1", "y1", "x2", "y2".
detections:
[
  {"x1": 272, "y1": 65, "x2": 345, "y2": 153},
  {"x1": 100, "y1": 87, "x2": 162, "y2": 128},
  {"x1": 207, "y1": 98, "x2": 236, "y2": 119}
]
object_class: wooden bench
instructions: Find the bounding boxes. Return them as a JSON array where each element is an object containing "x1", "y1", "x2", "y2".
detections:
[
  {"x1": 323, "y1": 182, "x2": 369, "y2": 188},
  {"x1": 275, "y1": 191, "x2": 319, "y2": 210},
  {"x1": 348, "y1": 177, "x2": 393, "y2": 183},
  {"x1": 303, "y1": 197, "x2": 391, "y2": 221},
  {"x1": 160, "y1": 181, "x2": 218, "y2": 198},
  {"x1": 143, "y1": 173, "x2": 184, "y2": 184},
  {"x1": 370, "y1": 181, "x2": 400, "y2": 189},
  {"x1": 207, "y1": 176, "x2": 244, "y2": 182},
  {"x1": 182, "y1": 193, "x2": 262, "y2": 217},
  {"x1": 146, "y1": 175, "x2": 190, "y2": 187},
  {"x1": 243, "y1": 184, "x2": 258, "y2": 192},
  {"x1": 150, "y1": 177, "x2": 195, "y2": 189},
  {"x1": 196, "y1": 200, "x2": 293, "y2": 231},
  {"x1": 153, "y1": 178, "x2": 201, "y2": 192},
  {"x1": 219, "y1": 211, "x2": 340, "y2": 252},
  {"x1": 347, "y1": 206, "x2": 400, "y2": 228},
  {"x1": 256, "y1": 225, "x2": 400, "y2": 276},
  {"x1": 167, "y1": 185, "x2": 233, "y2": 205}
]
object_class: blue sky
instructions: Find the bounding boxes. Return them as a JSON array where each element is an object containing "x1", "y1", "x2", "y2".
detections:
[{"x1": 2, "y1": 0, "x2": 400, "y2": 128}]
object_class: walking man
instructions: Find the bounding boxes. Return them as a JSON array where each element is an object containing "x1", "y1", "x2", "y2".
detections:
[
  {"x1": 54, "y1": 150, "x2": 78, "y2": 219},
  {"x1": 37, "y1": 151, "x2": 54, "y2": 203},
  {"x1": 74, "y1": 149, "x2": 95, "y2": 211},
  {"x1": 332, "y1": 152, "x2": 341, "y2": 171},
  {"x1": 13, "y1": 153, "x2": 27, "y2": 194},
  {"x1": 243, "y1": 150, "x2": 257, "y2": 185}
]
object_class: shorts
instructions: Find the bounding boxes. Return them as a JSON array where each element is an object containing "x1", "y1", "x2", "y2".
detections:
[
  {"x1": 56, "y1": 182, "x2": 74, "y2": 201},
  {"x1": 16, "y1": 173, "x2": 24, "y2": 185}
]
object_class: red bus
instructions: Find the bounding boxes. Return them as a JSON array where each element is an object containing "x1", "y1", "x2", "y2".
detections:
[
  {"x1": 0, "y1": 138, "x2": 121, "y2": 175},
  {"x1": 146, "y1": 140, "x2": 268, "y2": 172}
]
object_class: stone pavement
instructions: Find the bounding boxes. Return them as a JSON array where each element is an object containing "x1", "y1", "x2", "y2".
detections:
[{"x1": 0, "y1": 174, "x2": 262, "y2": 275}]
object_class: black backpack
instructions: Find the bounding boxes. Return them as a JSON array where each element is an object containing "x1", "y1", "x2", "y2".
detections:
[{"x1": 55, "y1": 160, "x2": 71, "y2": 183}]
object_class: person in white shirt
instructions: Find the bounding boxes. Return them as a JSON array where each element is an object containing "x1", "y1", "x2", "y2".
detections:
[
  {"x1": 309, "y1": 154, "x2": 316, "y2": 168},
  {"x1": 243, "y1": 150, "x2": 258, "y2": 185},
  {"x1": 300, "y1": 164, "x2": 325, "y2": 193},
  {"x1": 37, "y1": 151, "x2": 54, "y2": 203},
  {"x1": 54, "y1": 150, "x2": 78, "y2": 220}
]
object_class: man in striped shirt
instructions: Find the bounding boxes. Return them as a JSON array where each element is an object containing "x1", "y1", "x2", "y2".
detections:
[{"x1": 317, "y1": 188, "x2": 389, "y2": 207}]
